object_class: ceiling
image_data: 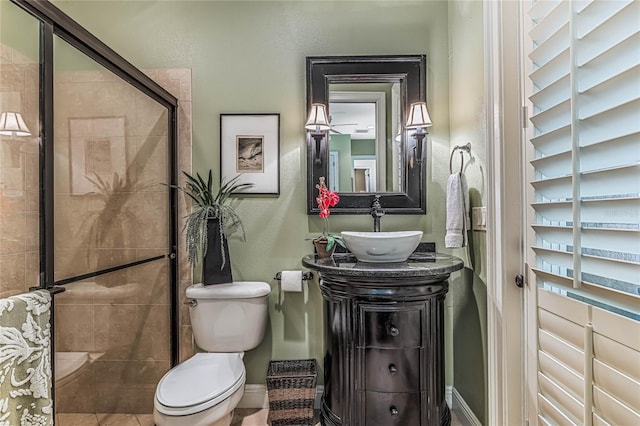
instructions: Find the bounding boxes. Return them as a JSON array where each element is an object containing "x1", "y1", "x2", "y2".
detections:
[{"x1": 328, "y1": 102, "x2": 376, "y2": 140}]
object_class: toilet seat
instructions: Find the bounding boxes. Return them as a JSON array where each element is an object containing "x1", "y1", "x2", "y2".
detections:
[{"x1": 155, "y1": 352, "x2": 246, "y2": 416}]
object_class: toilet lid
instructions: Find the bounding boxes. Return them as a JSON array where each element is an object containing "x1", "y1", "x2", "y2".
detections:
[
  {"x1": 186, "y1": 281, "x2": 271, "y2": 299},
  {"x1": 155, "y1": 352, "x2": 245, "y2": 415}
]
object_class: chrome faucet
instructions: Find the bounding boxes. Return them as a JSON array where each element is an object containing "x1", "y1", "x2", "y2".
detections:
[{"x1": 371, "y1": 195, "x2": 385, "y2": 232}]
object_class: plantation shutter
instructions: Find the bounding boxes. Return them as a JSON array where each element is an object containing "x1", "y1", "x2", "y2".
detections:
[{"x1": 527, "y1": 0, "x2": 640, "y2": 424}]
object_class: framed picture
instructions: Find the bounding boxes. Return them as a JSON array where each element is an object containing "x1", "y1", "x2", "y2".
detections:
[
  {"x1": 220, "y1": 113, "x2": 280, "y2": 195},
  {"x1": 69, "y1": 116, "x2": 126, "y2": 195}
]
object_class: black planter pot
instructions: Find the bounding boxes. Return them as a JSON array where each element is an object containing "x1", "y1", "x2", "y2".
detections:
[{"x1": 201, "y1": 218, "x2": 233, "y2": 285}]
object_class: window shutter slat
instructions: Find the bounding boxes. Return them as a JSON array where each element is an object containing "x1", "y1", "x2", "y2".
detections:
[
  {"x1": 580, "y1": 134, "x2": 640, "y2": 171},
  {"x1": 593, "y1": 359, "x2": 640, "y2": 412},
  {"x1": 532, "y1": 225, "x2": 573, "y2": 247},
  {"x1": 539, "y1": 308, "x2": 585, "y2": 349},
  {"x1": 532, "y1": 175, "x2": 572, "y2": 201},
  {"x1": 530, "y1": 98, "x2": 572, "y2": 133},
  {"x1": 531, "y1": 125, "x2": 571, "y2": 156},
  {"x1": 539, "y1": 350, "x2": 585, "y2": 400},
  {"x1": 593, "y1": 333, "x2": 640, "y2": 382},
  {"x1": 539, "y1": 372, "x2": 584, "y2": 422},
  {"x1": 530, "y1": 26, "x2": 570, "y2": 68},
  {"x1": 530, "y1": 50, "x2": 571, "y2": 95},
  {"x1": 530, "y1": 74, "x2": 571, "y2": 112},
  {"x1": 582, "y1": 228, "x2": 640, "y2": 257},
  {"x1": 592, "y1": 305, "x2": 640, "y2": 352},
  {"x1": 592, "y1": 386, "x2": 640, "y2": 426},
  {"x1": 538, "y1": 393, "x2": 580, "y2": 426},
  {"x1": 578, "y1": 67, "x2": 640, "y2": 119},
  {"x1": 533, "y1": 246, "x2": 574, "y2": 274},
  {"x1": 530, "y1": 0, "x2": 569, "y2": 42},
  {"x1": 581, "y1": 197, "x2": 640, "y2": 227},
  {"x1": 582, "y1": 255, "x2": 640, "y2": 288},
  {"x1": 576, "y1": 0, "x2": 633, "y2": 38},
  {"x1": 576, "y1": 1, "x2": 640, "y2": 66},
  {"x1": 580, "y1": 164, "x2": 640, "y2": 199},
  {"x1": 578, "y1": 34, "x2": 640, "y2": 92},
  {"x1": 531, "y1": 151, "x2": 572, "y2": 179},
  {"x1": 529, "y1": 0, "x2": 564, "y2": 22},
  {"x1": 579, "y1": 100, "x2": 640, "y2": 147},
  {"x1": 593, "y1": 412, "x2": 613, "y2": 426}
]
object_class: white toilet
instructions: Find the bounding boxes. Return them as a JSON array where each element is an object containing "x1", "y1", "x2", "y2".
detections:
[{"x1": 154, "y1": 281, "x2": 271, "y2": 426}]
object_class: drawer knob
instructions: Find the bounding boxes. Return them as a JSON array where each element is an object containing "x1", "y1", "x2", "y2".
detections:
[
  {"x1": 388, "y1": 364, "x2": 398, "y2": 374},
  {"x1": 390, "y1": 406, "x2": 399, "y2": 416},
  {"x1": 389, "y1": 325, "x2": 400, "y2": 336}
]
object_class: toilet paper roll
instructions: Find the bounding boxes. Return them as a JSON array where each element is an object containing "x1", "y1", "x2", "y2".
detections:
[{"x1": 280, "y1": 270, "x2": 303, "y2": 293}]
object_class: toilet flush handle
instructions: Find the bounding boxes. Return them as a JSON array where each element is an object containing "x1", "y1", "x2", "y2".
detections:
[{"x1": 183, "y1": 299, "x2": 197, "y2": 307}]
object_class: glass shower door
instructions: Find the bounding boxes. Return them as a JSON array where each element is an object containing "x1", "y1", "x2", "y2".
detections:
[{"x1": 52, "y1": 36, "x2": 171, "y2": 418}]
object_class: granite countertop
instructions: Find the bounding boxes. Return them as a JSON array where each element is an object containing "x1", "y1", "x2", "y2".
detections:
[{"x1": 301, "y1": 252, "x2": 464, "y2": 279}]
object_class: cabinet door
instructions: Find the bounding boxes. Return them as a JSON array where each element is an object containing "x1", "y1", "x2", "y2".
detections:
[
  {"x1": 365, "y1": 348, "x2": 421, "y2": 392},
  {"x1": 361, "y1": 307, "x2": 422, "y2": 348},
  {"x1": 364, "y1": 391, "x2": 422, "y2": 425}
]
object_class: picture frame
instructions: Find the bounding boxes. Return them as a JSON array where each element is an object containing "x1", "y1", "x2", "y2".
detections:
[
  {"x1": 220, "y1": 113, "x2": 280, "y2": 195},
  {"x1": 69, "y1": 116, "x2": 126, "y2": 195}
]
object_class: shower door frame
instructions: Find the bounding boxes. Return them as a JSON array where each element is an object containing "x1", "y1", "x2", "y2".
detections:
[{"x1": 10, "y1": 0, "x2": 180, "y2": 411}]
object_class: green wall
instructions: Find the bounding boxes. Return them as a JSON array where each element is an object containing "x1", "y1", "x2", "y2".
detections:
[
  {"x1": 448, "y1": 0, "x2": 488, "y2": 423},
  {"x1": 0, "y1": 1, "x2": 39, "y2": 61},
  {"x1": 328, "y1": 134, "x2": 353, "y2": 192},
  {"x1": 351, "y1": 139, "x2": 376, "y2": 156},
  {"x1": 51, "y1": 3, "x2": 485, "y2": 417}
]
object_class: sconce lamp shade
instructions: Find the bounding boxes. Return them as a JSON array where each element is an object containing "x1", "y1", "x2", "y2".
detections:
[
  {"x1": 0, "y1": 112, "x2": 32, "y2": 137},
  {"x1": 305, "y1": 103, "x2": 330, "y2": 131},
  {"x1": 405, "y1": 102, "x2": 432, "y2": 129}
]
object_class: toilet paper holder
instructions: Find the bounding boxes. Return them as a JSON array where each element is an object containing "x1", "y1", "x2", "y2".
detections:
[{"x1": 274, "y1": 271, "x2": 314, "y2": 281}]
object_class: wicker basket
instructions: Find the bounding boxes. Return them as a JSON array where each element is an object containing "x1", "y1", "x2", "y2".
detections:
[{"x1": 266, "y1": 359, "x2": 317, "y2": 426}]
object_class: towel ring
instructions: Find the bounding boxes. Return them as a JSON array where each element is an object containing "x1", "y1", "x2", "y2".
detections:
[{"x1": 449, "y1": 142, "x2": 472, "y2": 174}]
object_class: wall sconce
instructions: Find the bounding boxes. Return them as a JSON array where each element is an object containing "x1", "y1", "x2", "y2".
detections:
[
  {"x1": 0, "y1": 112, "x2": 32, "y2": 137},
  {"x1": 405, "y1": 102, "x2": 432, "y2": 166},
  {"x1": 305, "y1": 103, "x2": 330, "y2": 165}
]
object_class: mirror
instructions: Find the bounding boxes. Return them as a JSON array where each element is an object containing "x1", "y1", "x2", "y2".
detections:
[
  {"x1": 328, "y1": 82, "x2": 402, "y2": 193},
  {"x1": 306, "y1": 55, "x2": 427, "y2": 215}
]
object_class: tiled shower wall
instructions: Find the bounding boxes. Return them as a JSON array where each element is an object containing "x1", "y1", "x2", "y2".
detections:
[
  {"x1": 53, "y1": 66, "x2": 193, "y2": 414},
  {"x1": 0, "y1": 39, "x2": 40, "y2": 299},
  {"x1": 1, "y1": 37, "x2": 193, "y2": 414}
]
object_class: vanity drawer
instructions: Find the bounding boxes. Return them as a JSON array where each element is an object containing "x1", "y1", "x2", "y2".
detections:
[
  {"x1": 363, "y1": 391, "x2": 421, "y2": 426},
  {"x1": 362, "y1": 308, "x2": 422, "y2": 348},
  {"x1": 364, "y1": 348, "x2": 420, "y2": 392}
]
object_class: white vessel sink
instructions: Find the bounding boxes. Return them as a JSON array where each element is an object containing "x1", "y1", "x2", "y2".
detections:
[{"x1": 341, "y1": 231, "x2": 423, "y2": 263}]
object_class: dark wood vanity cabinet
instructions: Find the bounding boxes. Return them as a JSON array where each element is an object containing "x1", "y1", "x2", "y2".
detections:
[{"x1": 302, "y1": 254, "x2": 464, "y2": 426}]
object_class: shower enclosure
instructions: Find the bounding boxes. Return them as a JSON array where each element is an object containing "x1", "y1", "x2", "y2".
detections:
[{"x1": 1, "y1": 0, "x2": 182, "y2": 421}]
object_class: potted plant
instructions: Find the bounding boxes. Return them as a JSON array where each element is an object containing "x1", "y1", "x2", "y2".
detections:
[
  {"x1": 313, "y1": 176, "x2": 344, "y2": 258},
  {"x1": 176, "y1": 170, "x2": 253, "y2": 285}
]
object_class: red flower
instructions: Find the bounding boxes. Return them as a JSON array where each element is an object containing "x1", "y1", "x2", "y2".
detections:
[{"x1": 315, "y1": 177, "x2": 339, "y2": 217}]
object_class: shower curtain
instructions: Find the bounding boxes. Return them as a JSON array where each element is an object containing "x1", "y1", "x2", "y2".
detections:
[{"x1": 0, "y1": 290, "x2": 52, "y2": 426}]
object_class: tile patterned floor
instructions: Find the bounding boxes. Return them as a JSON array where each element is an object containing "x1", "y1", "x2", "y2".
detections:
[
  {"x1": 56, "y1": 410, "x2": 311, "y2": 426},
  {"x1": 57, "y1": 409, "x2": 461, "y2": 425},
  {"x1": 56, "y1": 413, "x2": 155, "y2": 426}
]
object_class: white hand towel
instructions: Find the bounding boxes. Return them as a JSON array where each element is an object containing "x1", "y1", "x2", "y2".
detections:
[{"x1": 445, "y1": 172, "x2": 470, "y2": 248}]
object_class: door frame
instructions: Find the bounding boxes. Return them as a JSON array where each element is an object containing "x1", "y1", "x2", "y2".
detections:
[{"x1": 484, "y1": 0, "x2": 528, "y2": 424}]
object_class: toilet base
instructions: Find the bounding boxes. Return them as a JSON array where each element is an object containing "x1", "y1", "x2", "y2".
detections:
[{"x1": 153, "y1": 385, "x2": 243, "y2": 426}]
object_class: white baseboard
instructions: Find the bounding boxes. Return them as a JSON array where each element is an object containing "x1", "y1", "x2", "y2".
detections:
[
  {"x1": 238, "y1": 384, "x2": 268, "y2": 409},
  {"x1": 238, "y1": 384, "x2": 325, "y2": 410},
  {"x1": 452, "y1": 387, "x2": 482, "y2": 426}
]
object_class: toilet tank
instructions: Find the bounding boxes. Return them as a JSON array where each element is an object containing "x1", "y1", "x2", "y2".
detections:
[{"x1": 185, "y1": 282, "x2": 271, "y2": 352}]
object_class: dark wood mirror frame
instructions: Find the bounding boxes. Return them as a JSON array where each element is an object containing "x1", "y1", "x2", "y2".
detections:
[{"x1": 306, "y1": 55, "x2": 427, "y2": 215}]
